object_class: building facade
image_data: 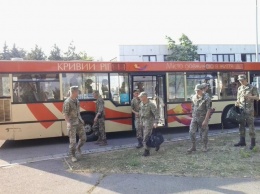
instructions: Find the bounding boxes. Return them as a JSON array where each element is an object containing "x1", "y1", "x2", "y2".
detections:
[{"x1": 119, "y1": 44, "x2": 260, "y2": 62}]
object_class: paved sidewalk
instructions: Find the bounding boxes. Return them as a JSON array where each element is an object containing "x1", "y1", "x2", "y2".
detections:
[{"x1": 0, "y1": 159, "x2": 259, "y2": 194}]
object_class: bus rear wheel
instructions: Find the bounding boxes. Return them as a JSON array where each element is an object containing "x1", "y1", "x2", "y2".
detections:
[
  {"x1": 222, "y1": 105, "x2": 239, "y2": 129},
  {"x1": 81, "y1": 114, "x2": 97, "y2": 142}
]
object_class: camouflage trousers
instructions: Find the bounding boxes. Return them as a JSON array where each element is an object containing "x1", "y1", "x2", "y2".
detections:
[
  {"x1": 141, "y1": 120, "x2": 153, "y2": 150},
  {"x1": 239, "y1": 113, "x2": 256, "y2": 138},
  {"x1": 134, "y1": 117, "x2": 143, "y2": 139},
  {"x1": 93, "y1": 117, "x2": 106, "y2": 141},
  {"x1": 189, "y1": 118, "x2": 208, "y2": 145},
  {"x1": 68, "y1": 123, "x2": 86, "y2": 156}
]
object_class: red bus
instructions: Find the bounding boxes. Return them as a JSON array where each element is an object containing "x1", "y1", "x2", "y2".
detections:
[{"x1": 0, "y1": 61, "x2": 259, "y2": 140}]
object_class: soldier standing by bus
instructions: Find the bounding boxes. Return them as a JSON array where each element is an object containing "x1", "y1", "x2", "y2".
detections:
[
  {"x1": 131, "y1": 89, "x2": 143, "y2": 148},
  {"x1": 188, "y1": 84, "x2": 212, "y2": 153},
  {"x1": 63, "y1": 86, "x2": 86, "y2": 162},
  {"x1": 234, "y1": 75, "x2": 259, "y2": 150},
  {"x1": 93, "y1": 90, "x2": 107, "y2": 146},
  {"x1": 139, "y1": 92, "x2": 159, "y2": 157}
]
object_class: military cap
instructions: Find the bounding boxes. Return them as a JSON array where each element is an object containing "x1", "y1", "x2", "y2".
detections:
[
  {"x1": 194, "y1": 84, "x2": 203, "y2": 91},
  {"x1": 238, "y1": 74, "x2": 247, "y2": 81},
  {"x1": 200, "y1": 83, "x2": 208, "y2": 89},
  {"x1": 70, "y1": 86, "x2": 79, "y2": 91},
  {"x1": 138, "y1": 92, "x2": 148, "y2": 97}
]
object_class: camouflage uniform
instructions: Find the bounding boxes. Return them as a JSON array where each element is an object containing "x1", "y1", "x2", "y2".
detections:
[
  {"x1": 190, "y1": 93, "x2": 212, "y2": 146},
  {"x1": 131, "y1": 97, "x2": 142, "y2": 139},
  {"x1": 93, "y1": 95, "x2": 106, "y2": 141},
  {"x1": 236, "y1": 84, "x2": 259, "y2": 138},
  {"x1": 63, "y1": 97, "x2": 86, "y2": 157},
  {"x1": 139, "y1": 100, "x2": 159, "y2": 150}
]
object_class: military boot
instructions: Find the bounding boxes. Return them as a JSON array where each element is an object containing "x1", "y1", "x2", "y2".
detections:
[
  {"x1": 94, "y1": 136, "x2": 102, "y2": 145},
  {"x1": 142, "y1": 149, "x2": 150, "y2": 157},
  {"x1": 136, "y1": 138, "x2": 143, "y2": 149},
  {"x1": 187, "y1": 143, "x2": 196, "y2": 153},
  {"x1": 234, "y1": 137, "x2": 246, "y2": 147},
  {"x1": 99, "y1": 140, "x2": 108, "y2": 146},
  {"x1": 76, "y1": 146, "x2": 82, "y2": 157},
  {"x1": 155, "y1": 145, "x2": 160, "y2": 151},
  {"x1": 71, "y1": 156, "x2": 78, "y2": 162},
  {"x1": 202, "y1": 143, "x2": 208, "y2": 152},
  {"x1": 249, "y1": 138, "x2": 256, "y2": 150}
]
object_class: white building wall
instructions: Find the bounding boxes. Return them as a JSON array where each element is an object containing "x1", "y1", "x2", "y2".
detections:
[{"x1": 119, "y1": 44, "x2": 259, "y2": 62}]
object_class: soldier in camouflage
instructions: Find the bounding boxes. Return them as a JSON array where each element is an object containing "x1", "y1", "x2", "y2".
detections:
[
  {"x1": 138, "y1": 92, "x2": 159, "y2": 157},
  {"x1": 234, "y1": 74, "x2": 259, "y2": 150},
  {"x1": 188, "y1": 84, "x2": 212, "y2": 153},
  {"x1": 63, "y1": 86, "x2": 86, "y2": 162},
  {"x1": 93, "y1": 90, "x2": 107, "y2": 146},
  {"x1": 131, "y1": 89, "x2": 143, "y2": 148}
]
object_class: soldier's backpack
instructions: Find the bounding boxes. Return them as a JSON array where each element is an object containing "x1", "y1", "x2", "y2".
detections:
[
  {"x1": 146, "y1": 130, "x2": 164, "y2": 148},
  {"x1": 226, "y1": 106, "x2": 245, "y2": 123}
]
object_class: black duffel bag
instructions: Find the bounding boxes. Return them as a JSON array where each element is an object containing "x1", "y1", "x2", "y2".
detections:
[
  {"x1": 146, "y1": 130, "x2": 164, "y2": 148},
  {"x1": 226, "y1": 106, "x2": 245, "y2": 123}
]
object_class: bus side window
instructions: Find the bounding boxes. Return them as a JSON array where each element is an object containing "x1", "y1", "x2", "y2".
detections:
[
  {"x1": 110, "y1": 73, "x2": 129, "y2": 105},
  {"x1": 168, "y1": 73, "x2": 185, "y2": 102},
  {"x1": 0, "y1": 74, "x2": 10, "y2": 98},
  {"x1": 13, "y1": 73, "x2": 60, "y2": 103},
  {"x1": 219, "y1": 72, "x2": 243, "y2": 100}
]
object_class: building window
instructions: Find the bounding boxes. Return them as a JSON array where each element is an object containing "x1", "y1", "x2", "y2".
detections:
[
  {"x1": 212, "y1": 54, "x2": 235, "y2": 62},
  {"x1": 241, "y1": 54, "x2": 258, "y2": 62},
  {"x1": 199, "y1": 54, "x2": 206, "y2": 62},
  {"x1": 143, "y1": 55, "x2": 157, "y2": 62},
  {"x1": 164, "y1": 55, "x2": 170, "y2": 61}
]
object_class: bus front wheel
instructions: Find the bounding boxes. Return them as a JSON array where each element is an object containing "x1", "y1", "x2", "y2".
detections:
[
  {"x1": 222, "y1": 105, "x2": 239, "y2": 129},
  {"x1": 81, "y1": 114, "x2": 98, "y2": 142}
]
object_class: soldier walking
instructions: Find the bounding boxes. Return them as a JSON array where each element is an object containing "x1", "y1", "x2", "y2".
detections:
[
  {"x1": 63, "y1": 86, "x2": 86, "y2": 162},
  {"x1": 234, "y1": 75, "x2": 259, "y2": 150},
  {"x1": 131, "y1": 89, "x2": 143, "y2": 148},
  {"x1": 139, "y1": 92, "x2": 159, "y2": 157},
  {"x1": 93, "y1": 90, "x2": 107, "y2": 146},
  {"x1": 188, "y1": 84, "x2": 212, "y2": 153}
]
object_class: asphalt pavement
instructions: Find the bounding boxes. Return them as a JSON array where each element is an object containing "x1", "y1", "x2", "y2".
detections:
[
  {"x1": 1, "y1": 125, "x2": 260, "y2": 194},
  {"x1": 0, "y1": 159, "x2": 259, "y2": 194}
]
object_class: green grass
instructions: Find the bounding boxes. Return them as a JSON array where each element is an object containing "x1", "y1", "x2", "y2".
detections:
[{"x1": 68, "y1": 131, "x2": 260, "y2": 178}]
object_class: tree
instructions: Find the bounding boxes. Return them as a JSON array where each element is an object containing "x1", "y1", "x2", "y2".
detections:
[
  {"x1": 166, "y1": 34, "x2": 199, "y2": 61},
  {"x1": 48, "y1": 44, "x2": 63, "y2": 60},
  {"x1": 0, "y1": 42, "x2": 12, "y2": 60},
  {"x1": 10, "y1": 44, "x2": 26, "y2": 59},
  {"x1": 63, "y1": 41, "x2": 81, "y2": 61},
  {"x1": 78, "y1": 51, "x2": 93, "y2": 61},
  {"x1": 26, "y1": 45, "x2": 46, "y2": 60}
]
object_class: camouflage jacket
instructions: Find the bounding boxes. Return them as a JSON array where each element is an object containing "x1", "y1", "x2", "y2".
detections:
[
  {"x1": 131, "y1": 97, "x2": 140, "y2": 117},
  {"x1": 96, "y1": 95, "x2": 105, "y2": 117},
  {"x1": 237, "y1": 84, "x2": 259, "y2": 114},
  {"x1": 139, "y1": 100, "x2": 159, "y2": 124},
  {"x1": 191, "y1": 93, "x2": 212, "y2": 118},
  {"x1": 63, "y1": 97, "x2": 84, "y2": 125}
]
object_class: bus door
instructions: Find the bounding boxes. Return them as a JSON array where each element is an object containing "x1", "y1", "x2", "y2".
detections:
[
  {"x1": 132, "y1": 75, "x2": 166, "y2": 126},
  {"x1": 251, "y1": 73, "x2": 260, "y2": 117}
]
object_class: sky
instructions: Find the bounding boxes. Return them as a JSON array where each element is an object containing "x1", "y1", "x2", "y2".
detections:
[{"x1": 0, "y1": 0, "x2": 258, "y2": 60}]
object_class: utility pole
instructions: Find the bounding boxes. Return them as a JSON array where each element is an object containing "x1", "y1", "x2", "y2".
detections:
[{"x1": 256, "y1": 0, "x2": 259, "y2": 62}]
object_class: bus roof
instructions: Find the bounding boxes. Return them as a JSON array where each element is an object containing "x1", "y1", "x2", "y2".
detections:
[{"x1": 0, "y1": 60, "x2": 259, "y2": 73}]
